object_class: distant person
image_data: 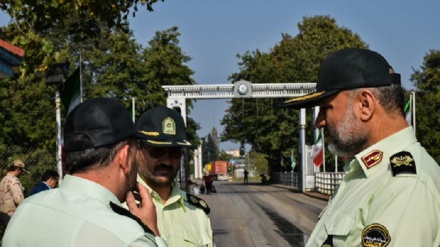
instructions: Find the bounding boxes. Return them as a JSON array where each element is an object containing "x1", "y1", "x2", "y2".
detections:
[
  {"x1": 281, "y1": 48, "x2": 440, "y2": 246},
  {"x1": 260, "y1": 174, "x2": 267, "y2": 185},
  {"x1": 29, "y1": 169, "x2": 59, "y2": 196},
  {"x1": 0, "y1": 159, "x2": 29, "y2": 226},
  {"x1": 135, "y1": 106, "x2": 214, "y2": 246},
  {"x1": 202, "y1": 171, "x2": 214, "y2": 195},
  {"x1": 2, "y1": 98, "x2": 167, "y2": 247},
  {"x1": 243, "y1": 169, "x2": 249, "y2": 184}
]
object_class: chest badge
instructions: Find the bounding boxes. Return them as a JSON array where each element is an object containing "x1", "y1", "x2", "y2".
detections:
[
  {"x1": 361, "y1": 150, "x2": 383, "y2": 169},
  {"x1": 362, "y1": 223, "x2": 391, "y2": 247}
]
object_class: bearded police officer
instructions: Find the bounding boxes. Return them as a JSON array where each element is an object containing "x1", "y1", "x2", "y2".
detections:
[
  {"x1": 135, "y1": 106, "x2": 214, "y2": 247},
  {"x1": 281, "y1": 48, "x2": 440, "y2": 246},
  {"x1": 3, "y1": 98, "x2": 167, "y2": 247}
]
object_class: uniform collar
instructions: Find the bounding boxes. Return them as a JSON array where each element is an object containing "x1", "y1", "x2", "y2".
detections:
[
  {"x1": 6, "y1": 172, "x2": 18, "y2": 178},
  {"x1": 350, "y1": 127, "x2": 417, "y2": 178},
  {"x1": 60, "y1": 175, "x2": 121, "y2": 206},
  {"x1": 137, "y1": 174, "x2": 186, "y2": 210}
]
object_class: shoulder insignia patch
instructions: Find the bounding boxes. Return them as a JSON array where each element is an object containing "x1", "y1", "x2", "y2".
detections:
[
  {"x1": 361, "y1": 150, "x2": 383, "y2": 169},
  {"x1": 389, "y1": 151, "x2": 416, "y2": 176},
  {"x1": 362, "y1": 223, "x2": 391, "y2": 247},
  {"x1": 186, "y1": 192, "x2": 210, "y2": 214}
]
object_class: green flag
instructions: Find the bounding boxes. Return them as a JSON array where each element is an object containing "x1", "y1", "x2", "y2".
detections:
[
  {"x1": 291, "y1": 149, "x2": 296, "y2": 170},
  {"x1": 61, "y1": 68, "x2": 81, "y2": 113},
  {"x1": 404, "y1": 98, "x2": 411, "y2": 126}
]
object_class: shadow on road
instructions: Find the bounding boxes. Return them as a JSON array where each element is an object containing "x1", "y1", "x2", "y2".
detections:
[{"x1": 259, "y1": 203, "x2": 308, "y2": 246}]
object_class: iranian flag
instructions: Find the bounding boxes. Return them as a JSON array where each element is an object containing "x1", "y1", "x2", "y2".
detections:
[
  {"x1": 404, "y1": 98, "x2": 412, "y2": 126},
  {"x1": 312, "y1": 132, "x2": 324, "y2": 167},
  {"x1": 60, "y1": 68, "x2": 81, "y2": 114},
  {"x1": 291, "y1": 149, "x2": 296, "y2": 170}
]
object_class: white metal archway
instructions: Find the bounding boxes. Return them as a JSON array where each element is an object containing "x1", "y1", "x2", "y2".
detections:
[{"x1": 162, "y1": 80, "x2": 317, "y2": 191}]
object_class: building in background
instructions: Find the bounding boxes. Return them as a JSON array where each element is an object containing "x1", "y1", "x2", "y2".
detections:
[{"x1": 0, "y1": 39, "x2": 24, "y2": 78}]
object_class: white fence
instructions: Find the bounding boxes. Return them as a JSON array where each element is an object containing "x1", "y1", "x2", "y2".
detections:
[
  {"x1": 272, "y1": 172, "x2": 345, "y2": 196},
  {"x1": 314, "y1": 172, "x2": 345, "y2": 195},
  {"x1": 272, "y1": 172, "x2": 301, "y2": 187}
]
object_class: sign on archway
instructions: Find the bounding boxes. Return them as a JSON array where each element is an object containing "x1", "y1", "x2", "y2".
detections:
[{"x1": 162, "y1": 80, "x2": 317, "y2": 192}]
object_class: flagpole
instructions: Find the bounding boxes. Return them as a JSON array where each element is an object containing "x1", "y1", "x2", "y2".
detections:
[
  {"x1": 300, "y1": 108, "x2": 306, "y2": 193},
  {"x1": 412, "y1": 91, "x2": 416, "y2": 137},
  {"x1": 55, "y1": 91, "x2": 63, "y2": 183},
  {"x1": 132, "y1": 97, "x2": 135, "y2": 122},
  {"x1": 321, "y1": 128, "x2": 325, "y2": 172}
]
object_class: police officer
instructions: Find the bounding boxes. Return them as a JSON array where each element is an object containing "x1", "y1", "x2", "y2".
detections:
[
  {"x1": 3, "y1": 98, "x2": 167, "y2": 247},
  {"x1": 135, "y1": 106, "x2": 214, "y2": 247},
  {"x1": 281, "y1": 48, "x2": 440, "y2": 246}
]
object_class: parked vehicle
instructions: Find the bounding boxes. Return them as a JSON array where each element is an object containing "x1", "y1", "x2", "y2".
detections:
[
  {"x1": 217, "y1": 174, "x2": 229, "y2": 181},
  {"x1": 209, "y1": 161, "x2": 228, "y2": 180}
]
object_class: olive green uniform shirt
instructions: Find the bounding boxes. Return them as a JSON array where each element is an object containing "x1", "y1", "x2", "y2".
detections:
[
  {"x1": 306, "y1": 127, "x2": 440, "y2": 247},
  {"x1": 138, "y1": 176, "x2": 214, "y2": 247}
]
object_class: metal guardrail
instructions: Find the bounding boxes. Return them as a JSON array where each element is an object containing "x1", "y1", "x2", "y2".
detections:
[
  {"x1": 272, "y1": 172, "x2": 301, "y2": 188},
  {"x1": 314, "y1": 172, "x2": 345, "y2": 195},
  {"x1": 272, "y1": 172, "x2": 345, "y2": 196}
]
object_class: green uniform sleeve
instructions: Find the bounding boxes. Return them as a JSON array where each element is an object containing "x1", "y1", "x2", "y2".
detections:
[{"x1": 365, "y1": 177, "x2": 440, "y2": 246}]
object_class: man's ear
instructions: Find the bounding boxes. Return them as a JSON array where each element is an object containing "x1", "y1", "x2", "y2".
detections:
[
  {"x1": 358, "y1": 89, "x2": 376, "y2": 121},
  {"x1": 117, "y1": 144, "x2": 130, "y2": 174}
]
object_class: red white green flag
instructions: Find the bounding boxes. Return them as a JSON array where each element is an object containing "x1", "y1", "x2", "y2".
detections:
[{"x1": 312, "y1": 132, "x2": 323, "y2": 167}]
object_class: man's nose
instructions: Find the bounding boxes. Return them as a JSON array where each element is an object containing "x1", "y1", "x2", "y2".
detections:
[{"x1": 314, "y1": 111, "x2": 326, "y2": 128}]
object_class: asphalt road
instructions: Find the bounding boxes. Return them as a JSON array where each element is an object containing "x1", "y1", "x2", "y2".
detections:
[{"x1": 197, "y1": 181, "x2": 328, "y2": 247}]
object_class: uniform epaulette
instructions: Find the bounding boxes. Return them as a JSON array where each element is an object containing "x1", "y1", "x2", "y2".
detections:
[
  {"x1": 389, "y1": 151, "x2": 417, "y2": 176},
  {"x1": 109, "y1": 202, "x2": 154, "y2": 235},
  {"x1": 185, "y1": 192, "x2": 210, "y2": 214}
]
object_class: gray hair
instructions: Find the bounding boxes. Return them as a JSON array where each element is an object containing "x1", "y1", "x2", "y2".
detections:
[{"x1": 346, "y1": 84, "x2": 405, "y2": 116}]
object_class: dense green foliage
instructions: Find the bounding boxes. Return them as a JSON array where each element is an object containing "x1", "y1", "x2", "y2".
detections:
[
  {"x1": 201, "y1": 128, "x2": 220, "y2": 165},
  {"x1": 0, "y1": 0, "x2": 162, "y2": 36},
  {"x1": 1, "y1": 26, "x2": 197, "y2": 140},
  {"x1": 249, "y1": 150, "x2": 269, "y2": 175},
  {"x1": 411, "y1": 49, "x2": 440, "y2": 162},
  {"x1": 222, "y1": 16, "x2": 367, "y2": 173},
  {"x1": 0, "y1": 1, "x2": 200, "y2": 180}
]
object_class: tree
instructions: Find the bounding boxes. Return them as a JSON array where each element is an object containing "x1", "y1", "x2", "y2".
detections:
[
  {"x1": 202, "y1": 130, "x2": 220, "y2": 165},
  {"x1": 411, "y1": 49, "x2": 440, "y2": 162},
  {"x1": 138, "y1": 27, "x2": 200, "y2": 146},
  {"x1": 249, "y1": 150, "x2": 268, "y2": 176},
  {"x1": 1, "y1": 0, "x2": 162, "y2": 36},
  {"x1": 84, "y1": 27, "x2": 146, "y2": 108},
  {"x1": 1, "y1": 0, "x2": 163, "y2": 76},
  {"x1": 221, "y1": 15, "x2": 367, "y2": 174},
  {"x1": 1, "y1": 19, "x2": 200, "y2": 191},
  {"x1": 139, "y1": 27, "x2": 195, "y2": 106}
]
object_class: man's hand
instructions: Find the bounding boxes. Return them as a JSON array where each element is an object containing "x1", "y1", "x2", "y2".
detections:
[{"x1": 126, "y1": 182, "x2": 159, "y2": 236}]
